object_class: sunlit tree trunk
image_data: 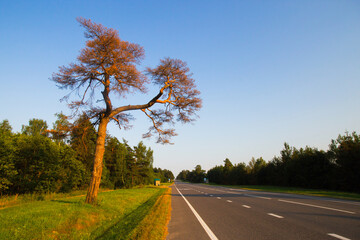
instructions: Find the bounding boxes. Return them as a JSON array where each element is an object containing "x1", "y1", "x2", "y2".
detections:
[{"x1": 85, "y1": 117, "x2": 109, "y2": 204}]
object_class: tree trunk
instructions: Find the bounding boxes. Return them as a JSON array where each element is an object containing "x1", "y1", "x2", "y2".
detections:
[{"x1": 85, "y1": 117, "x2": 109, "y2": 204}]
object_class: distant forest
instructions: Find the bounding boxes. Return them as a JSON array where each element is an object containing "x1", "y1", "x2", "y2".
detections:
[
  {"x1": 0, "y1": 114, "x2": 174, "y2": 195},
  {"x1": 177, "y1": 132, "x2": 360, "y2": 193}
]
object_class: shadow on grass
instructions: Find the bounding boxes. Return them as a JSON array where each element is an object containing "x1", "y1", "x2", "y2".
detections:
[
  {"x1": 94, "y1": 190, "x2": 163, "y2": 240},
  {"x1": 51, "y1": 199, "x2": 80, "y2": 204}
]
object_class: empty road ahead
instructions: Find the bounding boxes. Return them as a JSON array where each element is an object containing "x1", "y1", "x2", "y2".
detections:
[{"x1": 167, "y1": 182, "x2": 360, "y2": 240}]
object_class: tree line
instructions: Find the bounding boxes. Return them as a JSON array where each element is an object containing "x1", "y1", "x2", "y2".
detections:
[
  {"x1": 0, "y1": 115, "x2": 174, "y2": 195},
  {"x1": 177, "y1": 132, "x2": 360, "y2": 193}
]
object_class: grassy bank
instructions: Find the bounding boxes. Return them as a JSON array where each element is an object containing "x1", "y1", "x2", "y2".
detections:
[
  {"x1": 128, "y1": 186, "x2": 172, "y2": 240},
  {"x1": 0, "y1": 186, "x2": 170, "y2": 239},
  {"x1": 207, "y1": 184, "x2": 360, "y2": 201}
]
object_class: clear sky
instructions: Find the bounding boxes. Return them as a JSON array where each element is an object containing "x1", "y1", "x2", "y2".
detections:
[{"x1": 1, "y1": 0, "x2": 359, "y2": 176}]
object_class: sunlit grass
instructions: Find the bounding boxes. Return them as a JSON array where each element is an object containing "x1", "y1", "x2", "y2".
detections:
[
  {"x1": 0, "y1": 190, "x2": 88, "y2": 209},
  {"x1": 0, "y1": 186, "x2": 169, "y2": 239},
  {"x1": 128, "y1": 186, "x2": 172, "y2": 240}
]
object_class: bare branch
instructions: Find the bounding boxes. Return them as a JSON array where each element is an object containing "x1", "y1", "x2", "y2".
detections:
[{"x1": 141, "y1": 108, "x2": 177, "y2": 144}]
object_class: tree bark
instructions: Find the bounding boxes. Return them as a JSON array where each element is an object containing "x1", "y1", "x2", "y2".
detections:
[{"x1": 85, "y1": 117, "x2": 109, "y2": 204}]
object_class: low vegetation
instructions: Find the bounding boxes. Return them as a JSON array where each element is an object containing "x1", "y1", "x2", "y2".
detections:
[
  {"x1": 128, "y1": 186, "x2": 172, "y2": 240},
  {"x1": 0, "y1": 186, "x2": 171, "y2": 240}
]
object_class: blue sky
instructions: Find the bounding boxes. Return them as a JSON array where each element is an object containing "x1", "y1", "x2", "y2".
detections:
[{"x1": 1, "y1": 1, "x2": 359, "y2": 176}]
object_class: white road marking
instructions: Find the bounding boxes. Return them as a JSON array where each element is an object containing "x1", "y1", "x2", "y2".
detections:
[
  {"x1": 278, "y1": 199, "x2": 355, "y2": 214},
  {"x1": 226, "y1": 200, "x2": 232, "y2": 203},
  {"x1": 267, "y1": 213, "x2": 284, "y2": 219},
  {"x1": 242, "y1": 205, "x2": 251, "y2": 208},
  {"x1": 229, "y1": 188, "x2": 247, "y2": 192},
  {"x1": 175, "y1": 185, "x2": 219, "y2": 240},
  {"x1": 257, "y1": 196, "x2": 272, "y2": 200},
  {"x1": 200, "y1": 187, "x2": 272, "y2": 200},
  {"x1": 244, "y1": 194, "x2": 271, "y2": 200},
  {"x1": 217, "y1": 197, "x2": 222, "y2": 199},
  {"x1": 190, "y1": 186, "x2": 273, "y2": 200},
  {"x1": 196, "y1": 186, "x2": 237, "y2": 193},
  {"x1": 327, "y1": 233, "x2": 351, "y2": 240}
]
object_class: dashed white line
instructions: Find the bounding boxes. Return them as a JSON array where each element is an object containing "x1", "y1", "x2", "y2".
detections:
[
  {"x1": 257, "y1": 196, "x2": 271, "y2": 200},
  {"x1": 278, "y1": 199, "x2": 355, "y2": 214},
  {"x1": 327, "y1": 233, "x2": 351, "y2": 240},
  {"x1": 267, "y1": 213, "x2": 284, "y2": 219},
  {"x1": 242, "y1": 205, "x2": 251, "y2": 208},
  {"x1": 226, "y1": 200, "x2": 232, "y2": 203},
  {"x1": 175, "y1": 185, "x2": 219, "y2": 240},
  {"x1": 217, "y1": 197, "x2": 222, "y2": 199}
]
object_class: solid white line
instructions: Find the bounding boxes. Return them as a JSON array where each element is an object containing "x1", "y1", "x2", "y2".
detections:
[
  {"x1": 267, "y1": 213, "x2": 284, "y2": 219},
  {"x1": 229, "y1": 188, "x2": 247, "y2": 192},
  {"x1": 197, "y1": 186, "x2": 235, "y2": 193},
  {"x1": 226, "y1": 200, "x2": 232, "y2": 203},
  {"x1": 175, "y1": 185, "x2": 219, "y2": 240},
  {"x1": 278, "y1": 199, "x2": 355, "y2": 214},
  {"x1": 327, "y1": 233, "x2": 351, "y2": 240},
  {"x1": 242, "y1": 205, "x2": 251, "y2": 208},
  {"x1": 196, "y1": 186, "x2": 272, "y2": 200},
  {"x1": 244, "y1": 194, "x2": 271, "y2": 200}
]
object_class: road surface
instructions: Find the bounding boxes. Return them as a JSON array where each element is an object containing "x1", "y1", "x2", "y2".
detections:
[{"x1": 167, "y1": 182, "x2": 360, "y2": 240}]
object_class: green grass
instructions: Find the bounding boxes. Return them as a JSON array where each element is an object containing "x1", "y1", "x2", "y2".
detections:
[
  {"x1": 206, "y1": 183, "x2": 360, "y2": 201},
  {"x1": 0, "y1": 186, "x2": 168, "y2": 240},
  {"x1": 0, "y1": 190, "x2": 88, "y2": 209},
  {"x1": 128, "y1": 186, "x2": 172, "y2": 240}
]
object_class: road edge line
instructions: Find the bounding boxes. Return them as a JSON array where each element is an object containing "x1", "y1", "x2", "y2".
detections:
[
  {"x1": 327, "y1": 233, "x2": 351, "y2": 240},
  {"x1": 175, "y1": 184, "x2": 219, "y2": 240}
]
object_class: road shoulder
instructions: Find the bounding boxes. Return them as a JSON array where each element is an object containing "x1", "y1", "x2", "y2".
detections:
[{"x1": 167, "y1": 183, "x2": 210, "y2": 240}]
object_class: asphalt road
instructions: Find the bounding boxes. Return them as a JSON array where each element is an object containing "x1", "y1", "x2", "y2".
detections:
[{"x1": 167, "y1": 182, "x2": 360, "y2": 240}]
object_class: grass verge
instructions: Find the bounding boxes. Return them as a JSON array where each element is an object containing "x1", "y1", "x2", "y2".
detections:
[
  {"x1": 128, "y1": 186, "x2": 172, "y2": 240},
  {"x1": 206, "y1": 183, "x2": 360, "y2": 201},
  {"x1": 0, "y1": 186, "x2": 171, "y2": 240}
]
